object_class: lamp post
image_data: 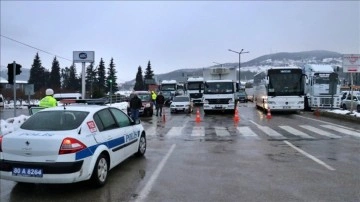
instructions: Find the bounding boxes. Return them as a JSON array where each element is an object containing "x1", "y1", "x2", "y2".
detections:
[{"x1": 228, "y1": 49, "x2": 249, "y2": 87}]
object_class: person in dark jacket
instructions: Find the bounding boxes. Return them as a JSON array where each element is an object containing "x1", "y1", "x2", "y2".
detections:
[
  {"x1": 129, "y1": 93, "x2": 142, "y2": 121},
  {"x1": 155, "y1": 92, "x2": 165, "y2": 116}
]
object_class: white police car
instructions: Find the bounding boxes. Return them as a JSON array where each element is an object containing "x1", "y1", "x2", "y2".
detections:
[{"x1": 0, "y1": 101, "x2": 146, "y2": 187}]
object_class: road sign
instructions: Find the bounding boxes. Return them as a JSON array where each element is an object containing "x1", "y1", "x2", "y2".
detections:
[
  {"x1": 24, "y1": 84, "x2": 34, "y2": 95},
  {"x1": 73, "y1": 51, "x2": 95, "y2": 63},
  {"x1": 342, "y1": 54, "x2": 360, "y2": 73}
]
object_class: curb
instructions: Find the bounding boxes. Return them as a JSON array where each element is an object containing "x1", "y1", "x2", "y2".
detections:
[{"x1": 318, "y1": 111, "x2": 360, "y2": 124}]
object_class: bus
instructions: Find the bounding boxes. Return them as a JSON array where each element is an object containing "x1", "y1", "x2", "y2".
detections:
[{"x1": 253, "y1": 66, "x2": 306, "y2": 112}]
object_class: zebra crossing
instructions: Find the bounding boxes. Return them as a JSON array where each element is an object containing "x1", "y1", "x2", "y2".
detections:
[{"x1": 143, "y1": 123, "x2": 360, "y2": 140}]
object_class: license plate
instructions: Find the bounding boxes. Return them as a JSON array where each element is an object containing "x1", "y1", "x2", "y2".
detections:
[
  {"x1": 283, "y1": 106, "x2": 291, "y2": 109},
  {"x1": 177, "y1": 108, "x2": 184, "y2": 110},
  {"x1": 12, "y1": 167, "x2": 43, "y2": 177},
  {"x1": 215, "y1": 105, "x2": 222, "y2": 108}
]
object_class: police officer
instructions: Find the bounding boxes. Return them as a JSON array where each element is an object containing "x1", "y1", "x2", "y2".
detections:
[
  {"x1": 151, "y1": 91, "x2": 157, "y2": 107},
  {"x1": 39, "y1": 88, "x2": 57, "y2": 108}
]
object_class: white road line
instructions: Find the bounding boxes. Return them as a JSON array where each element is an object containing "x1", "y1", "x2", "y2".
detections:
[
  {"x1": 320, "y1": 125, "x2": 360, "y2": 138},
  {"x1": 279, "y1": 126, "x2": 315, "y2": 139},
  {"x1": 284, "y1": 141, "x2": 335, "y2": 171},
  {"x1": 237, "y1": 127, "x2": 259, "y2": 139},
  {"x1": 215, "y1": 126, "x2": 231, "y2": 137},
  {"x1": 166, "y1": 126, "x2": 185, "y2": 137},
  {"x1": 135, "y1": 144, "x2": 176, "y2": 202},
  {"x1": 295, "y1": 114, "x2": 360, "y2": 133},
  {"x1": 191, "y1": 126, "x2": 205, "y2": 137},
  {"x1": 145, "y1": 126, "x2": 157, "y2": 136},
  {"x1": 259, "y1": 126, "x2": 287, "y2": 139},
  {"x1": 299, "y1": 125, "x2": 341, "y2": 139}
]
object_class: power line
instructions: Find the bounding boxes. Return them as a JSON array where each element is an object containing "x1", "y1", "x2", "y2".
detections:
[{"x1": 1, "y1": 34, "x2": 72, "y2": 62}]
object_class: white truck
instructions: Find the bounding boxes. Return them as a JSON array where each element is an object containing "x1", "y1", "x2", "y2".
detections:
[
  {"x1": 202, "y1": 67, "x2": 238, "y2": 114},
  {"x1": 186, "y1": 77, "x2": 204, "y2": 105},
  {"x1": 159, "y1": 80, "x2": 178, "y2": 106},
  {"x1": 303, "y1": 64, "x2": 341, "y2": 110}
]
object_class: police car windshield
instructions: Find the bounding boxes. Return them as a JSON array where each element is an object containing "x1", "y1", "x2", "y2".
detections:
[{"x1": 21, "y1": 111, "x2": 89, "y2": 131}]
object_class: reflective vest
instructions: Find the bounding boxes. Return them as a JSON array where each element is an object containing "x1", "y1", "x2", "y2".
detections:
[
  {"x1": 151, "y1": 92, "x2": 157, "y2": 100},
  {"x1": 39, "y1": 96, "x2": 57, "y2": 108}
]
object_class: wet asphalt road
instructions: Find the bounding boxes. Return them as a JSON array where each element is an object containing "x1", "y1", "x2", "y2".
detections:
[{"x1": 1, "y1": 103, "x2": 360, "y2": 202}]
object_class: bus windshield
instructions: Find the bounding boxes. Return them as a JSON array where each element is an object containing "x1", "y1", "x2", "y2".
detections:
[
  {"x1": 268, "y1": 70, "x2": 304, "y2": 96},
  {"x1": 161, "y1": 84, "x2": 176, "y2": 91},
  {"x1": 187, "y1": 82, "x2": 204, "y2": 90}
]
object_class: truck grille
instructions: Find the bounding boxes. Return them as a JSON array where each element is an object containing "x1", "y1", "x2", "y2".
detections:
[
  {"x1": 320, "y1": 98, "x2": 332, "y2": 106},
  {"x1": 207, "y1": 98, "x2": 231, "y2": 104},
  {"x1": 190, "y1": 93, "x2": 202, "y2": 99}
]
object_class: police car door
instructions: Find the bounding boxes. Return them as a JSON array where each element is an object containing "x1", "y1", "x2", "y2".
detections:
[
  {"x1": 93, "y1": 108, "x2": 126, "y2": 165},
  {"x1": 109, "y1": 108, "x2": 139, "y2": 159}
]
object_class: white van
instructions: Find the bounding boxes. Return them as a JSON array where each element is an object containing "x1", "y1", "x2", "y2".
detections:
[{"x1": 53, "y1": 93, "x2": 82, "y2": 102}]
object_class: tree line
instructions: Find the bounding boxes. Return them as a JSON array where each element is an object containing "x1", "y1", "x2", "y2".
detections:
[{"x1": 5, "y1": 52, "x2": 156, "y2": 100}]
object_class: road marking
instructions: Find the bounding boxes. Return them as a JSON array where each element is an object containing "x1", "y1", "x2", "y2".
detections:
[
  {"x1": 191, "y1": 126, "x2": 205, "y2": 137},
  {"x1": 320, "y1": 125, "x2": 360, "y2": 138},
  {"x1": 214, "y1": 126, "x2": 230, "y2": 137},
  {"x1": 284, "y1": 140, "x2": 335, "y2": 171},
  {"x1": 136, "y1": 144, "x2": 176, "y2": 202},
  {"x1": 250, "y1": 120, "x2": 287, "y2": 139},
  {"x1": 295, "y1": 114, "x2": 360, "y2": 133},
  {"x1": 237, "y1": 127, "x2": 259, "y2": 139},
  {"x1": 299, "y1": 125, "x2": 341, "y2": 139},
  {"x1": 279, "y1": 126, "x2": 315, "y2": 139},
  {"x1": 166, "y1": 126, "x2": 185, "y2": 137},
  {"x1": 145, "y1": 126, "x2": 157, "y2": 136}
]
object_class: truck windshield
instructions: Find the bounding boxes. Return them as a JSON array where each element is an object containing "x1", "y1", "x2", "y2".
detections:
[
  {"x1": 161, "y1": 84, "x2": 176, "y2": 91},
  {"x1": 187, "y1": 82, "x2": 204, "y2": 90},
  {"x1": 204, "y1": 82, "x2": 234, "y2": 94}
]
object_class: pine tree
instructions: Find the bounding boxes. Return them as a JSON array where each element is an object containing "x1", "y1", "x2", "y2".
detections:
[
  {"x1": 86, "y1": 63, "x2": 97, "y2": 98},
  {"x1": 49, "y1": 57, "x2": 61, "y2": 91},
  {"x1": 106, "y1": 58, "x2": 119, "y2": 93},
  {"x1": 134, "y1": 66, "x2": 145, "y2": 91},
  {"x1": 28, "y1": 53, "x2": 46, "y2": 92},
  {"x1": 68, "y1": 64, "x2": 80, "y2": 92},
  {"x1": 144, "y1": 60, "x2": 155, "y2": 91},
  {"x1": 96, "y1": 58, "x2": 106, "y2": 97}
]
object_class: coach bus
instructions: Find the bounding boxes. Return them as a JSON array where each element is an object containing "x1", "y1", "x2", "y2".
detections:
[{"x1": 253, "y1": 66, "x2": 306, "y2": 112}]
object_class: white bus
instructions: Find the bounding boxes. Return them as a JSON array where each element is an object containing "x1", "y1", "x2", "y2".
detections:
[{"x1": 253, "y1": 66, "x2": 306, "y2": 112}]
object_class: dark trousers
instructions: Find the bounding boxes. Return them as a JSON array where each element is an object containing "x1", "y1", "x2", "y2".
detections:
[
  {"x1": 156, "y1": 104, "x2": 163, "y2": 116},
  {"x1": 131, "y1": 108, "x2": 140, "y2": 120}
]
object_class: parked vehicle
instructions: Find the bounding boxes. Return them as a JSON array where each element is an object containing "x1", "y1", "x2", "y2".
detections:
[
  {"x1": 341, "y1": 94, "x2": 360, "y2": 112},
  {"x1": 127, "y1": 91, "x2": 154, "y2": 117},
  {"x1": 0, "y1": 100, "x2": 147, "y2": 187},
  {"x1": 170, "y1": 95, "x2": 193, "y2": 113},
  {"x1": 236, "y1": 91, "x2": 248, "y2": 103},
  {"x1": 202, "y1": 67, "x2": 238, "y2": 114},
  {"x1": 303, "y1": 64, "x2": 341, "y2": 111}
]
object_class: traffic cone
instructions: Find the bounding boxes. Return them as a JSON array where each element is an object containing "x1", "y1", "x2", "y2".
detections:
[
  {"x1": 266, "y1": 108, "x2": 272, "y2": 119},
  {"x1": 195, "y1": 108, "x2": 201, "y2": 123},
  {"x1": 233, "y1": 108, "x2": 240, "y2": 122}
]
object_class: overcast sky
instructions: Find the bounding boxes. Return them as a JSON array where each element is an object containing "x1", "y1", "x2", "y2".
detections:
[{"x1": 1, "y1": 1, "x2": 359, "y2": 82}]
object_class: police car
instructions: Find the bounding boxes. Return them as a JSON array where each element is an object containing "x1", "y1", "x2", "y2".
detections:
[{"x1": 0, "y1": 100, "x2": 147, "y2": 187}]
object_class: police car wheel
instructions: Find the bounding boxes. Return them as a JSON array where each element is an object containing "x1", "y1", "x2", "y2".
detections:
[
  {"x1": 91, "y1": 154, "x2": 109, "y2": 187},
  {"x1": 136, "y1": 134, "x2": 146, "y2": 157}
]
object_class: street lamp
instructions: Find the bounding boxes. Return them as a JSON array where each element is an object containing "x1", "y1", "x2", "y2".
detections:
[{"x1": 228, "y1": 49, "x2": 249, "y2": 87}]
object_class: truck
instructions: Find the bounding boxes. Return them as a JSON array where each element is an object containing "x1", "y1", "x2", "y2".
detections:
[
  {"x1": 202, "y1": 67, "x2": 238, "y2": 114},
  {"x1": 303, "y1": 64, "x2": 341, "y2": 111},
  {"x1": 159, "y1": 80, "x2": 178, "y2": 106},
  {"x1": 186, "y1": 77, "x2": 204, "y2": 105}
]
